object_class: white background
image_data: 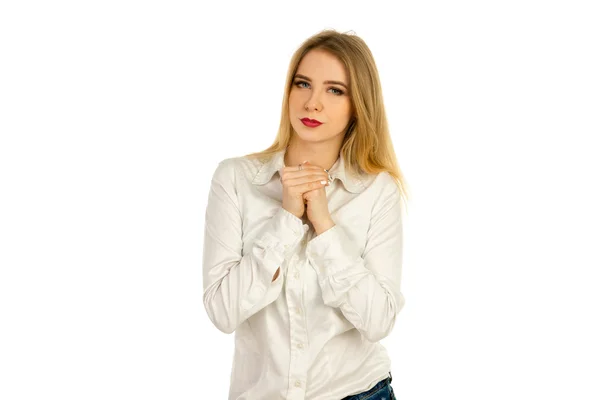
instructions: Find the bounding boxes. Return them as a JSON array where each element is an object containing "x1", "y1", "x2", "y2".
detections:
[{"x1": 1, "y1": 0, "x2": 599, "y2": 399}]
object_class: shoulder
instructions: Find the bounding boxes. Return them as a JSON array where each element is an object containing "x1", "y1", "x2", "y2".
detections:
[
  {"x1": 210, "y1": 154, "x2": 262, "y2": 184},
  {"x1": 360, "y1": 170, "x2": 400, "y2": 196},
  {"x1": 377, "y1": 171, "x2": 399, "y2": 191},
  {"x1": 363, "y1": 172, "x2": 403, "y2": 224},
  {"x1": 363, "y1": 171, "x2": 402, "y2": 216}
]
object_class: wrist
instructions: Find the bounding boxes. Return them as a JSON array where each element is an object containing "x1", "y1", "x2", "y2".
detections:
[{"x1": 314, "y1": 218, "x2": 335, "y2": 236}]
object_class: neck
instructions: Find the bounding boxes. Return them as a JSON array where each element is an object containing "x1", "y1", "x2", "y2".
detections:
[{"x1": 283, "y1": 139, "x2": 341, "y2": 171}]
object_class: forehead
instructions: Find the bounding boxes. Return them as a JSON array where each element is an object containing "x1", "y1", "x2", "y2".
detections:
[{"x1": 297, "y1": 49, "x2": 348, "y2": 81}]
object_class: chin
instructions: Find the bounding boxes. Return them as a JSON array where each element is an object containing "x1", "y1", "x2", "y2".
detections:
[{"x1": 294, "y1": 124, "x2": 319, "y2": 136}]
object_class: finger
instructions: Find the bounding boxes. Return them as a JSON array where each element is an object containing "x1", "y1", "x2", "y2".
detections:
[
  {"x1": 281, "y1": 165, "x2": 324, "y2": 177},
  {"x1": 279, "y1": 167, "x2": 328, "y2": 179},
  {"x1": 279, "y1": 162, "x2": 330, "y2": 188},
  {"x1": 281, "y1": 160, "x2": 325, "y2": 171},
  {"x1": 297, "y1": 179, "x2": 329, "y2": 193},
  {"x1": 284, "y1": 173, "x2": 330, "y2": 188},
  {"x1": 281, "y1": 160, "x2": 310, "y2": 171},
  {"x1": 286, "y1": 179, "x2": 328, "y2": 195},
  {"x1": 302, "y1": 187, "x2": 325, "y2": 203},
  {"x1": 291, "y1": 174, "x2": 329, "y2": 187},
  {"x1": 303, "y1": 185, "x2": 327, "y2": 197}
]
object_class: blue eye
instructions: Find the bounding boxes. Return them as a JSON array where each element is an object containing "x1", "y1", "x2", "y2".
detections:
[{"x1": 293, "y1": 80, "x2": 344, "y2": 96}]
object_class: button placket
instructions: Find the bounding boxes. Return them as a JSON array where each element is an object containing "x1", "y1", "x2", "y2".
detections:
[{"x1": 285, "y1": 252, "x2": 309, "y2": 396}]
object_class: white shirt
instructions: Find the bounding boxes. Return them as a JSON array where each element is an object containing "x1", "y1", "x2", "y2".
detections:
[{"x1": 202, "y1": 148, "x2": 405, "y2": 400}]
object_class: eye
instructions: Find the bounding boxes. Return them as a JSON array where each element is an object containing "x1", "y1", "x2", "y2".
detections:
[{"x1": 294, "y1": 80, "x2": 345, "y2": 96}]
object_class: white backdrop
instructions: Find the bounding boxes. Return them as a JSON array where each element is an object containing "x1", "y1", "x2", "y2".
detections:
[{"x1": 1, "y1": 0, "x2": 599, "y2": 399}]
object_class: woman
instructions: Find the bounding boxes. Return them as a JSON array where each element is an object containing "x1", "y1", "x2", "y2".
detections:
[{"x1": 202, "y1": 29, "x2": 409, "y2": 400}]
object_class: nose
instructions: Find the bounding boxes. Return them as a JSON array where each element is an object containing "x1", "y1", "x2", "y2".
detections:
[{"x1": 304, "y1": 90, "x2": 322, "y2": 112}]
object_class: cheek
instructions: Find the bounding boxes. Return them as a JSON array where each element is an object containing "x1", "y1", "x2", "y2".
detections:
[
  {"x1": 331, "y1": 98, "x2": 351, "y2": 114},
  {"x1": 288, "y1": 90, "x2": 302, "y2": 107},
  {"x1": 332, "y1": 106, "x2": 352, "y2": 123}
]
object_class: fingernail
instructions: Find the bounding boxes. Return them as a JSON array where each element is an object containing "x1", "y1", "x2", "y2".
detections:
[
  {"x1": 303, "y1": 160, "x2": 309, "y2": 164},
  {"x1": 320, "y1": 180, "x2": 327, "y2": 184}
]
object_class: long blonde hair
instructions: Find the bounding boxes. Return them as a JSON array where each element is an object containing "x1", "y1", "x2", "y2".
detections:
[{"x1": 245, "y1": 29, "x2": 410, "y2": 208}]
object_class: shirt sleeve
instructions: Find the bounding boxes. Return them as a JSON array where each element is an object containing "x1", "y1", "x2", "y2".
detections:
[
  {"x1": 202, "y1": 159, "x2": 306, "y2": 334},
  {"x1": 306, "y1": 176, "x2": 405, "y2": 342}
]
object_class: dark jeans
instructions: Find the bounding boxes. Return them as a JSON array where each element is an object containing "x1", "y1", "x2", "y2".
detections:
[{"x1": 340, "y1": 371, "x2": 396, "y2": 400}]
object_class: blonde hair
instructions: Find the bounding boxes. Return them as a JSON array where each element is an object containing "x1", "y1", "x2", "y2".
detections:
[{"x1": 245, "y1": 28, "x2": 410, "y2": 208}]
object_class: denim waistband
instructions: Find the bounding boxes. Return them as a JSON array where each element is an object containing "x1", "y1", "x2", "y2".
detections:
[
  {"x1": 369, "y1": 372, "x2": 393, "y2": 392},
  {"x1": 340, "y1": 371, "x2": 394, "y2": 400}
]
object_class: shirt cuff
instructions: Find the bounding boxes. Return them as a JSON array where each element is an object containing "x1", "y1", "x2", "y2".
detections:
[
  {"x1": 306, "y1": 224, "x2": 362, "y2": 277},
  {"x1": 254, "y1": 207, "x2": 307, "y2": 275}
]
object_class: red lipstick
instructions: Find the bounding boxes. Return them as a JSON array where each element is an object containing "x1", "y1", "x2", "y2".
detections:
[{"x1": 301, "y1": 118, "x2": 322, "y2": 127}]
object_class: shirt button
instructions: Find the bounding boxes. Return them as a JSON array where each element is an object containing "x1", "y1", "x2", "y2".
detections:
[
  {"x1": 294, "y1": 271, "x2": 300, "y2": 279},
  {"x1": 295, "y1": 380, "x2": 302, "y2": 387},
  {"x1": 297, "y1": 343, "x2": 304, "y2": 349},
  {"x1": 284, "y1": 244, "x2": 289, "y2": 249},
  {"x1": 296, "y1": 306, "x2": 302, "y2": 314}
]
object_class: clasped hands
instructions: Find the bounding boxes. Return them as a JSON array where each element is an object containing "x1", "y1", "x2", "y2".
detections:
[{"x1": 279, "y1": 161, "x2": 335, "y2": 235}]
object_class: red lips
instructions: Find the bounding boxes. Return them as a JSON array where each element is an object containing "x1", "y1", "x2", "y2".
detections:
[{"x1": 301, "y1": 118, "x2": 322, "y2": 127}]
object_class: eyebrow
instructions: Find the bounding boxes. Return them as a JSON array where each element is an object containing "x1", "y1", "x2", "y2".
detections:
[{"x1": 293, "y1": 74, "x2": 348, "y2": 90}]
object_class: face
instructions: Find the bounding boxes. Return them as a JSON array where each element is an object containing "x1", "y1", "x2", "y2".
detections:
[{"x1": 288, "y1": 49, "x2": 353, "y2": 145}]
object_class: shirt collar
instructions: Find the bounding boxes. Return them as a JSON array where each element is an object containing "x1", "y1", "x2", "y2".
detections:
[{"x1": 251, "y1": 148, "x2": 367, "y2": 193}]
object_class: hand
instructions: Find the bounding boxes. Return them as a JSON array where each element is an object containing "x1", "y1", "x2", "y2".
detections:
[
  {"x1": 302, "y1": 162, "x2": 334, "y2": 234},
  {"x1": 279, "y1": 161, "x2": 330, "y2": 219}
]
